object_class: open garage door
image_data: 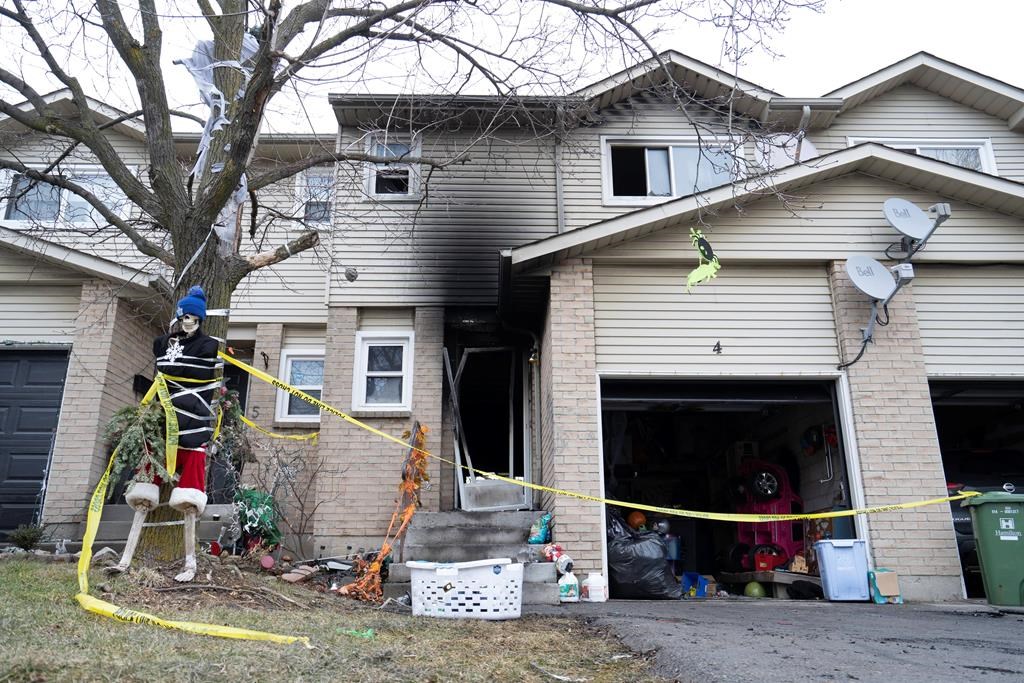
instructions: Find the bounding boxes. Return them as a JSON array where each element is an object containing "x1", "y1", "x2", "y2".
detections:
[
  {"x1": 931, "y1": 380, "x2": 1024, "y2": 598},
  {"x1": 0, "y1": 350, "x2": 68, "y2": 537},
  {"x1": 601, "y1": 379, "x2": 855, "y2": 598}
]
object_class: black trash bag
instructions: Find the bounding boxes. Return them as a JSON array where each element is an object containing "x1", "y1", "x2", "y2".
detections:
[{"x1": 607, "y1": 510, "x2": 682, "y2": 599}]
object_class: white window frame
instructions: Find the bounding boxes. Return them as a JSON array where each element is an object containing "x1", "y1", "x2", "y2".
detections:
[
  {"x1": 295, "y1": 167, "x2": 335, "y2": 224},
  {"x1": 601, "y1": 135, "x2": 744, "y2": 207},
  {"x1": 0, "y1": 165, "x2": 133, "y2": 227},
  {"x1": 846, "y1": 137, "x2": 997, "y2": 175},
  {"x1": 275, "y1": 348, "x2": 326, "y2": 422},
  {"x1": 363, "y1": 132, "x2": 421, "y2": 201},
  {"x1": 352, "y1": 331, "x2": 415, "y2": 412}
]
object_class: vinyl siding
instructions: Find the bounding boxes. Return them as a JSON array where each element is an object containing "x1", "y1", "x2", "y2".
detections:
[
  {"x1": 0, "y1": 248, "x2": 82, "y2": 283},
  {"x1": 282, "y1": 325, "x2": 326, "y2": 349},
  {"x1": 0, "y1": 283, "x2": 81, "y2": 343},
  {"x1": 358, "y1": 307, "x2": 414, "y2": 330},
  {"x1": 914, "y1": 265, "x2": 1024, "y2": 376},
  {"x1": 561, "y1": 93, "x2": 745, "y2": 231},
  {"x1": 592, "y1": 264, "x2": 839, "y2": 376},
  {"x1": 808, "y1": 85, "x2": 1024, "y2": 182},
  {"x1": 329, "y1": 128, "x2": 557, "y2": 306},
  {"x1": 589, "y1": 173, "x2": 1024, "y2": 263},
  {"x1": 230, "y1": 171, "x2": 328, "y2": 324}
]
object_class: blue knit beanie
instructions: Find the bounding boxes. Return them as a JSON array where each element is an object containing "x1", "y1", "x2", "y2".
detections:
[{"x1": 175, "y1": 285, "x2": 207, "y2": 321}]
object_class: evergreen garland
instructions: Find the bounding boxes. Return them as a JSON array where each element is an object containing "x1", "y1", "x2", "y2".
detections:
[{"x1": 103, "y1": 401, "x2": 171, "y2": 496}]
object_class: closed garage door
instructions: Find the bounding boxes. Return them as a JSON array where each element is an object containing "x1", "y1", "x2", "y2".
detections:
[{"x1": 0, "y1": 351, "x2": 68, "y2": 536}]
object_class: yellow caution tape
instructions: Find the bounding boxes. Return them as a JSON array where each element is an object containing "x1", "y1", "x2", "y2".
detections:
[
  {"x1": 153, "y1": 375, "x2": 178, "y2": 476},
  {"x1": 76, "y1": 376, "x2": 311, "y2": 648},
  {"x1": 218, "y1": 351, "x2": 981, "y2": 523},
  {"x1": 239, "y1": 414, "x2": 319, "y2": 442}
]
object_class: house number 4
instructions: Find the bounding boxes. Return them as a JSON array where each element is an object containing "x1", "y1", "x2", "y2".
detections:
[{"x1": 713, "y1": 341, "x2": 722, "y2": 354}]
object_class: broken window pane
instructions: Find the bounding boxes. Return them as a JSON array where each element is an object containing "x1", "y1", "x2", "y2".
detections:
[
  {"x1": 367, "y1": 345, "x2": 403, "y2": 372},
  {"x1": 610, "y1": 146, "x2": 646, "y2": 196},
  {"x1": 366, "y1": 377, "x2": 402, "y2": 404},
  {"x1": 374, "y1": 170, "x2": 410, "y2": 194},
  {"x1": 5, "y1": 174, "x2": 60, "y2": 221},
  {"x1": 290, "y1": 359, "x2": 324, "y2": 386}
]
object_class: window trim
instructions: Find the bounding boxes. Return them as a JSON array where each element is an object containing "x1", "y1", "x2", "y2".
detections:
[
  {"x1": 0, "y1": 164, "x2": 133, "y2": 226},
  {"x1": 275, "y1": 348, "x2": 326, "y2": 422},
  {"x1": 363, "y1": 132, "x2": 421, "y2": 201},
  {"x1": 295, "y1": 167, "x2": 335, "y2": 224},
  {"x1": 352, "y1": 330, "x2": 415, "y2": 412},
  {"x1": 600, "y1": 135, "x2": 743, "y2": 207},
  {"x1": 846, "y1": 137, "x2": 997, "y2": 175}
]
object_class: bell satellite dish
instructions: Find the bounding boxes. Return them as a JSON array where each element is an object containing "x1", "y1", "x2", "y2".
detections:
[
  {"x1": 846, "y1": 255, "x2": 897, "y2": 301},
  {"x1": 883, "y1": 198, "x2": 932, "y2": 240}
]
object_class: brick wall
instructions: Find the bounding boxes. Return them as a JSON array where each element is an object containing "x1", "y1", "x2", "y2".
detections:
[
  {"x1": 43, "y1": 279, "x2": 162, "y2": 537},
  {"x1": 314, "y1": 306, "x2": 443, "y2": 555},
  {"x1": 829, "y1": 261, "x2": 963, "y2": 600},
  {"x1": 539, "y1": 259, "x2": 604, "y2": 574}
]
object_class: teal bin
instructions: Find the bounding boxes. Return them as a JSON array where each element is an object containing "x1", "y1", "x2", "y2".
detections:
[{"x1": 962, "y1": 491, "x2": 1024, "y2": 607}]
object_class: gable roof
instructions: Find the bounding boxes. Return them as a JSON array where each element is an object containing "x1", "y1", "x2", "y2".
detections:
[
  {"x1": 506, "y1": 142, "x2": 1024, "y2": 276},
  {"x1": 0, "y1": 226, "x2": 167, "y2": 297},
  {"x1": 824, "y1": 52, "x2": 1024, "y2": 130},
  {"x1": 0, "y1": 89, "x2": 150, "y2": 141}
]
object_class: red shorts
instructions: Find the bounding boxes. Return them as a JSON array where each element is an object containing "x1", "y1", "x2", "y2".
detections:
[{"x1": 145, "y1": 447, "x2": 206, "y2": 492}]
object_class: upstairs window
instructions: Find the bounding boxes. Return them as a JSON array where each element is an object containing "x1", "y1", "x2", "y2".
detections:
[
  {"x1": 2, "y1": 170, "x2": 129, "y2": 225},
  {"x1": 365, "y1": 133, "x2": 420, "y2": 199},
  {"x1": 604, "y1": 137, "x2": 737, "y2": 204},
  {"x1": 300, "y1": 169, "x2": 334, "y2": 223},
  {"x1": 848, "y1": 138, "x2": 996, "y2": 174}
]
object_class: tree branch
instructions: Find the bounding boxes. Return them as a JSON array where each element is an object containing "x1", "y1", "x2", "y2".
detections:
[{"x1": 245, "y1": 229, "x2": 319, "y2": 272}]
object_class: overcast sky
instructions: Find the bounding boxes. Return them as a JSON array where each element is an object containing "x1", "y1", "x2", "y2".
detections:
[{"x1": 674, "y1": 0, "x2": 1020, "y2": 97}]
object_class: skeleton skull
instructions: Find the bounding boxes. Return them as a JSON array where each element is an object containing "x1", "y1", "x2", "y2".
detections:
[{"x1": 180, "y1": 313, "x2": 200, "y2": 335}]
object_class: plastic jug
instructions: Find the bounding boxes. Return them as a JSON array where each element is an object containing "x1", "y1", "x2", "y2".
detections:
[
  {"x1": 581, "y1": 573, "x2": 608, "y2": 602},
  {"x1": 558, "y1": 571, "x2": 580, "y2": 602}
]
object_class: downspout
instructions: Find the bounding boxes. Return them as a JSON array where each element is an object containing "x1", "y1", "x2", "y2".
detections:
[
  {"x1": 498, "y1": 249, "x2": 543, "y2": 508},
  {"x1": 325, "y1": 126, "x2": 344, "y2": 307},
  {"x1": 554, "y1": 137, "x2": 566, "y2": 234},
  {"x1": 795, "y1": 105, "x2": 811, "y2": 163}
]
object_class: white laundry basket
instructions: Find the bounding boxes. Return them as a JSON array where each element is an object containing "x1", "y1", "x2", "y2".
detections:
[{"x1": 406, "y1": 557, "x2": 523, "y2": 620}]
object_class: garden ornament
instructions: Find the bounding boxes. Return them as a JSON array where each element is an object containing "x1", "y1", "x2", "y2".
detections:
[{"x1": 685, "y1": 227, "x2": 721, "y2": 292}]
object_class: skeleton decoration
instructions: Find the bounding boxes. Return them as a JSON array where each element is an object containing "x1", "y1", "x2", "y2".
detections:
[
  {"x1": 108, "y1": 286, "x2": 220, "y2": 582},
  {"x1": 685, "y1": 227, "x2": 721, "y2": 292}
]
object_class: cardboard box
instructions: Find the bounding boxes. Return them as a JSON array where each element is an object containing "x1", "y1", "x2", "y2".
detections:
[{"x1": 868, "y1": 569, "x2": 903, "y2": 604}]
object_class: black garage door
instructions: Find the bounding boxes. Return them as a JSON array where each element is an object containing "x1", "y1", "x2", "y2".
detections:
[{"x1": 0, "y1": 350, "x2": 68, "y2": 538}]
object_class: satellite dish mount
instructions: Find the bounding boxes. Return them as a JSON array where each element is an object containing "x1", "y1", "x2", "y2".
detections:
[
  {"x1": 883, "y1": 198, "x2": 951, "y2": 261},
  {"x1": 845, "y1": 255, "x2": 915, "y2": 346}
]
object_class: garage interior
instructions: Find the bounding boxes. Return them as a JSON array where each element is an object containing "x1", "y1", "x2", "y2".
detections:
[
  {"x1": 931, "y1": 380, "x2": 1024, "y2": 598},
  {"x1": 602, "y1": 379, "x2": 856, "y2": 597}
]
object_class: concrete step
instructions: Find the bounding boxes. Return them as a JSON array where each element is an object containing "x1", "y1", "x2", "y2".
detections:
[
  {"x1": 91, "y1": 504, "x2": 235, "y2": 541},
  {"x1": 389, "y1": 561, "x2": 556, "y2": 584},
  {"x1": 405, "y1": 525, "x2": 531, "y2": 547},
  {"x1": 408, "y1": 510, "x2": 543, "y2": 530},
  {"x1": 382, "y1": 580, "x2": 559, "y2": 606},
  {"x1": 401, "y1": 543, "x2": 548, "y2": 564}
]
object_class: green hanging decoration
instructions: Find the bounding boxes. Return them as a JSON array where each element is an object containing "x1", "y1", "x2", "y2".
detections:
[{"x1": 685, "y1": 227, "x2": 721, "y2": 292}]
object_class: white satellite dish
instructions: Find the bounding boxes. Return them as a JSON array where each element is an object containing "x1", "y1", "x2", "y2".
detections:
[
  {"x1": 846, "y1": 255, "x2": 897, "y2": 301},
  {"x1": 883, "y1": 198, "x2": 933, "y2": 240}
]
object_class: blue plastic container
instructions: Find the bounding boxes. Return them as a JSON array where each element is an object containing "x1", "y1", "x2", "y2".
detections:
[{"x1": 814, "y1": 539, "x2": 869, "y2": 601}]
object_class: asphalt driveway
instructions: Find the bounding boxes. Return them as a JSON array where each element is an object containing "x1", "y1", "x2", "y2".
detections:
[{"x1": 528, "y1": 599, "x2": 1024, "y2": 682}]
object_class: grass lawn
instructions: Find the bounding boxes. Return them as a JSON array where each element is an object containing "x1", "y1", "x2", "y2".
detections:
[{"x1": 0, "y1": 558, "x2": 660, "y2": 682}]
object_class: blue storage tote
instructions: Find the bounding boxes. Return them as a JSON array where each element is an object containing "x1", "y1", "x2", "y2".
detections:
[{"x1": 814, "y1": 539, "x2": 869, "y2": 601}]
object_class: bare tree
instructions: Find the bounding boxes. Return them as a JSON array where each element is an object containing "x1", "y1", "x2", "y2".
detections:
[{"x1": 0, "y1": 0, "x2": 822, "y2": 336}]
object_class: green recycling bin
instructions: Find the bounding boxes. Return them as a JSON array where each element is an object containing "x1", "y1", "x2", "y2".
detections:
[{"x1": 962, "y1": 491, "x2": 1024, "y2": 607}]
